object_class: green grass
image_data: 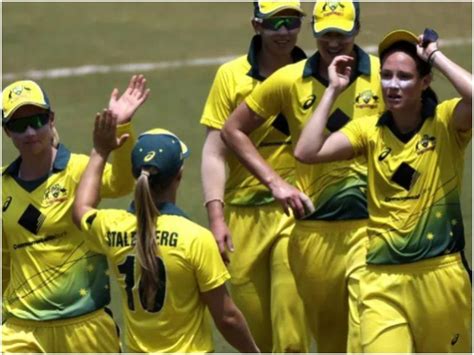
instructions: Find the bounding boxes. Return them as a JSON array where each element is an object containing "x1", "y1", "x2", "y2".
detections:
[{"x1": 2, "y1": 2, "x2": 472, "y2": 352}]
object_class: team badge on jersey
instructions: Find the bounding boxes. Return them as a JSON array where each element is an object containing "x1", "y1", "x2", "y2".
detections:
[
  {"x1": 416, "y1": 134, "x2": 436, "y2": 155},
  {"x1": 43, "y1": 184, "x2": 68, "y2": 205},
  {"x1": 355, "y1": 90, "x2": 380, "y2": 109}
]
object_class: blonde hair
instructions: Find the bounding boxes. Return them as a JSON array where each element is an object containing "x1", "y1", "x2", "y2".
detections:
[
  {"x1": 134, "y1": 170, "x2": 160, "y2": 311},
  {"x1": 51, "y1": 126, "x2": 60, "y2": 147}
]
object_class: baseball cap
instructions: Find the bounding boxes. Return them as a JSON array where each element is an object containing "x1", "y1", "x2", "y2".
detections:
[
  {"x1": 378, "y1": 29, "x2": 419, "y2": 57},
  {"x1": 131, "y1": 128, "x2": 190, "y2": 182},
  {"x1": 312, "y1": 0, "x2": 360, "y2": 37},
  {"x1": 254, "y1": 0, "x2": 305, "y2": 19},
  {"x1": 2, "y1": 80, "x2": 51, "y2": 123}
]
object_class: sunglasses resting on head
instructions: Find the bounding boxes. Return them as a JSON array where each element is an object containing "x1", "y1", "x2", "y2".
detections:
[{"x1": 4, "y1": 112, "x2": 50, "y2": 133}]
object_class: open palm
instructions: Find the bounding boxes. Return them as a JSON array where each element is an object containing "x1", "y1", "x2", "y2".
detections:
[{"x1": 108, "y1": 74, "x2": 150, "y2": 124}]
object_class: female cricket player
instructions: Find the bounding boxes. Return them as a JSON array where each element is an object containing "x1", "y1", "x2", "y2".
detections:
[
  {"x1": 295, "y1": 29, "x2": 471, "y2": 352},
  {"x1": 72, "y1": 115, "x2": 260, "y2": 353},
  {"x1": 2, "y1": 75, "x2": 149, "y2": 352}
]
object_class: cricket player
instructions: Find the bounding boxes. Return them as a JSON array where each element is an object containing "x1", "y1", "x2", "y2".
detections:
[
  {"x1": 295, "y1": 28, "x2": 472, "y2": 353},
  {"x1": 200, "y1": 1, "x2": 310, "y2": 352},
  {"x1": 221, "y1": 0, "x2": 385, "y2": 352},
  {"x1": 73, "y1": 121, "x2": 259, "y2": 353}
]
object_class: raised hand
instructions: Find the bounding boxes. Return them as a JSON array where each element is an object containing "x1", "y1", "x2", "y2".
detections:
[
  {"x1": 93, "y1": 109, "x2": 130, "y2": 157},
  {"x1": 108, "y1": 74, "x2": 150, "y2": 124},
  {"x1": 328, "y1": 55, "x2": 353, "y2": 94},
  {"x1": 417, "y1": 29, "x2": 439, "y2": 63}
]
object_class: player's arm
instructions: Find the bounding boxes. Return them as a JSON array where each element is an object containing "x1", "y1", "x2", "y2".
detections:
[
  {"x1": 201, "y1": 284, "x2": 260, "y2": 353},
  {"x1": 295, "y1": 55, "x2": 356, "y2": 164},
  {"x1": 73, "y1": 110, "x2": 128, "y2": 228},
  {"x1": 221, "y1": 103, "x2": 313, "y2": 218},
  {"x1": 419, "y1": 39, "x2": 472, "y2": 131},
  {"x1": 101, "y1": 75, "x2": 150, "y2": 198},
  {"x1": 201, "y1": 128, "x2": 233, "y2": 263}
]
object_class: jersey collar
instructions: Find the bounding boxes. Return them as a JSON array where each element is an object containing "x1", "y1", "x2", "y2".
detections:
[
  {"x1": 2, "y1": 143, "x2": 71, "y2": 177},
  {"x1": 302, "y1": 45, "x2": 371, "y2": 84},
  {"x1": 246, "y1": 35, "x2": 307, "y2": 81},
  {"x1": 377, "y1": 97, "x2": 437, "y2": 127},
  {"x1": 127, "y1": 201, "x2": 189, "y2": 219}
]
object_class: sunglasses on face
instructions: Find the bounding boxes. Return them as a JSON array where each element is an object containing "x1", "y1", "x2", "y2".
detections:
[
  {"x1": 257, "y1": 16, "x2": 302, "y2": 31},
  {"x1": 5, "y1": 112, "x2": 50, "y2": 133}
]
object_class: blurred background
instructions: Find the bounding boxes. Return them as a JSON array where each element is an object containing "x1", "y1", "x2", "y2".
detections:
[{"x1": 3, "y1": 2, "x2": 472, "y2": 352}]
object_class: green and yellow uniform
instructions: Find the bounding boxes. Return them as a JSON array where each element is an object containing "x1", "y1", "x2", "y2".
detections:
[
  {"x1": 341, "y1": 98, "x2": 471, "y2": 352},
  {"x1": 200, "y1": 35, "x2": 310, "y2": 352},
  {"x1": 246, "y1": 46, "x2": 384, "y2": 352},
  {"x1": 1, "y1": 123, "x2": 134, "y2": 353},
  {"x1": 80, "y1": 202, "x2": 230, "y2": 353}
]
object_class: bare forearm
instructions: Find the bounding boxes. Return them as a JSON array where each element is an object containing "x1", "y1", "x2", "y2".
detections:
[
  {"x1": 432, "y1": 51, "x2": 472, "y2": 103},
  {"x1": 73, "y1": 150, "x2": 108, "y2": 227},
  {"x1": 215, "y1": 308, "x2": 259, "y2": 353}
]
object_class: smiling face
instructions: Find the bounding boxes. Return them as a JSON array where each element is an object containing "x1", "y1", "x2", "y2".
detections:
[
  {"x1": 381, "y1": 51, "x2": 431, "y2": 112},
  {"x1": 4, "y1": 105, "x2": 55, "y2": 157},
  {"x1": 316, "y1": 31, "x2": 356, "y2": 67},
  {"x1": 253, "y1": 9, "x2": 302, "y2": 57}
]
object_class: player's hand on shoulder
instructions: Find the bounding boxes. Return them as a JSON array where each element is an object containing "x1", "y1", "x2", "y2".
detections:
[
  {"x1": 108, "y1": 74, "x2": 150, "y2": 124},
  {"x1": 93, "y1": 108, "x2": 130, "y2": 157},
  {"x1": 210, "y1": 219, "x2": 234, "y2": 265}
]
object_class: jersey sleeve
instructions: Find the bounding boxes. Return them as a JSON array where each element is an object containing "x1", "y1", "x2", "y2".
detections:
[
  {"x1": 101, "y1": 122, "x2": 136, "y2": 198},
  {"x1": 245, "y1": 68, "x2": 287, "y2": 120},
  {"x1": 188, "y1": 230, "x2": 230, "y2": 292},
  {"x1": 80, "y1": 209, "x2": 114, "y2": 255},
  {"x1": 200, "y1": 65, "x2": 234, "y2": 130},
  {"x1": 437, "y1": 98, "x2": 472, "y2": 150},
  {"x1": 340, "y1": 118, "x2": 368, "y2": 157}
]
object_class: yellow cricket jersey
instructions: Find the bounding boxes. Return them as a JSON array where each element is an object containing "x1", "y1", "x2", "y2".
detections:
[
  {"x1": 341, "y1": 98, "x2": 471, "y2": 264},
  {"x1": 2, "y1": 123, "x2": 135, "y2": 321},
  {"x1": 246, "y1": 46, "x2": 384, "y2": 220},
  {"x1": 200, "y1": 35, "x2": 306, "y2": 206},
  {"x1": 80, "y1": 202, "x2": 231, "y2": 353}
]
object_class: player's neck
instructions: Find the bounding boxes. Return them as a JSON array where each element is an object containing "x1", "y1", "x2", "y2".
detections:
[
  {"x1": 19, "y1": 146, "x2": 57, "y2": 181},
  {"x1": 258, "y1": 50, "x2": 293, "y2": 78},
  {"x1": 391, "y1": 103, "x2": 424, "y2": 134}
]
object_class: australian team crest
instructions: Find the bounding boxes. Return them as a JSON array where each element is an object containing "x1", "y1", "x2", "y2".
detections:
[
  {"x1": 416, "y1": 134, "x2": 436, "y2": 154},
  {"x1": 322, "y1": 1, "x2": 345, "y2": 13},
  {"x1": 355, "y1": 90, "x2": 379, "y2": 109},
  {"x1": 43, "y1": 183, "x2": 68, "y2": 205}
]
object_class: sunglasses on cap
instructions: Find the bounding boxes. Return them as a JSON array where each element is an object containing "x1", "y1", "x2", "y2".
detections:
[
  {"x1": 5, "y1": 112, "x2": 50, "y2": 133},
  {"x1": 256, "y1": 16, "x2": 302, "y2": 31}
]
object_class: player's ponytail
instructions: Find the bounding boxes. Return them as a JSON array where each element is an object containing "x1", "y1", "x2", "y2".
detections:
[{"x1": 134, "y1": 169, "x2": 160, "y2": 312}]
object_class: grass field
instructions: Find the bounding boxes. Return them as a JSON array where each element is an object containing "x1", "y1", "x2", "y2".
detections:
[{"x1": 2, "y1": 2, "x2": 472, "y2": 352}]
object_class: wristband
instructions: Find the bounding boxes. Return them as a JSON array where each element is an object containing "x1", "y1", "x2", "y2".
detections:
[
  {"x1": 427, "y1": 49, "x2": 440, "y2": 66},
  {"x1": 204, "y1": 198, "x2": 225, "y2": 207}
]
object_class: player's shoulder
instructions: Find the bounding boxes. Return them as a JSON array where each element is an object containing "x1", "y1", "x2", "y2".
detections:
[{"x1": 217, "y1": 54, "x2": 249, "y2": 77}]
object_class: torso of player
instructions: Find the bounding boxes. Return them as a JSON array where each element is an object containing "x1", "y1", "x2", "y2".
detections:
[
  {"x1": 200, "y1": 37, "x2": 307, "y2": 206},
  {"x1": 345, "y1": 98, "x2": 469, "y2": 264},
  {"x1": 247, "y1": 48, "x2": 384, "y2": 220},
  {"x1": 2, "y1": 151, "x2": 110, "y2": 320},
  {"x1": 86, "y1": 205, "x2": 229, "y2": 352}
]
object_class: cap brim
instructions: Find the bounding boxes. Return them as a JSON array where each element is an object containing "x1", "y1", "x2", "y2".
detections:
[
  {"x1": 3, "y1": 101, "x2": 50, "y2": 122},
  {"x1": 378, "y1": 29, "x2": 419, "y2": 56},
  {"x1": 313, "y1": 26, "x2": 357, "y2": 38}
]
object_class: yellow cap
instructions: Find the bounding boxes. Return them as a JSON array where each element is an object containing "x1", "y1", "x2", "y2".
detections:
[
  {"x1": 2, "y1": 80, "x2": 50, "y2": 122},
  {"x1": 378, "y1": 29, "x2": 419, "y2": 56},
  {"x1": 312, "y1": 0, "x2": 359, "y2": 37},
  {"x1": 254, "y1": 0, "x2": 305, "y2": 19}
]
